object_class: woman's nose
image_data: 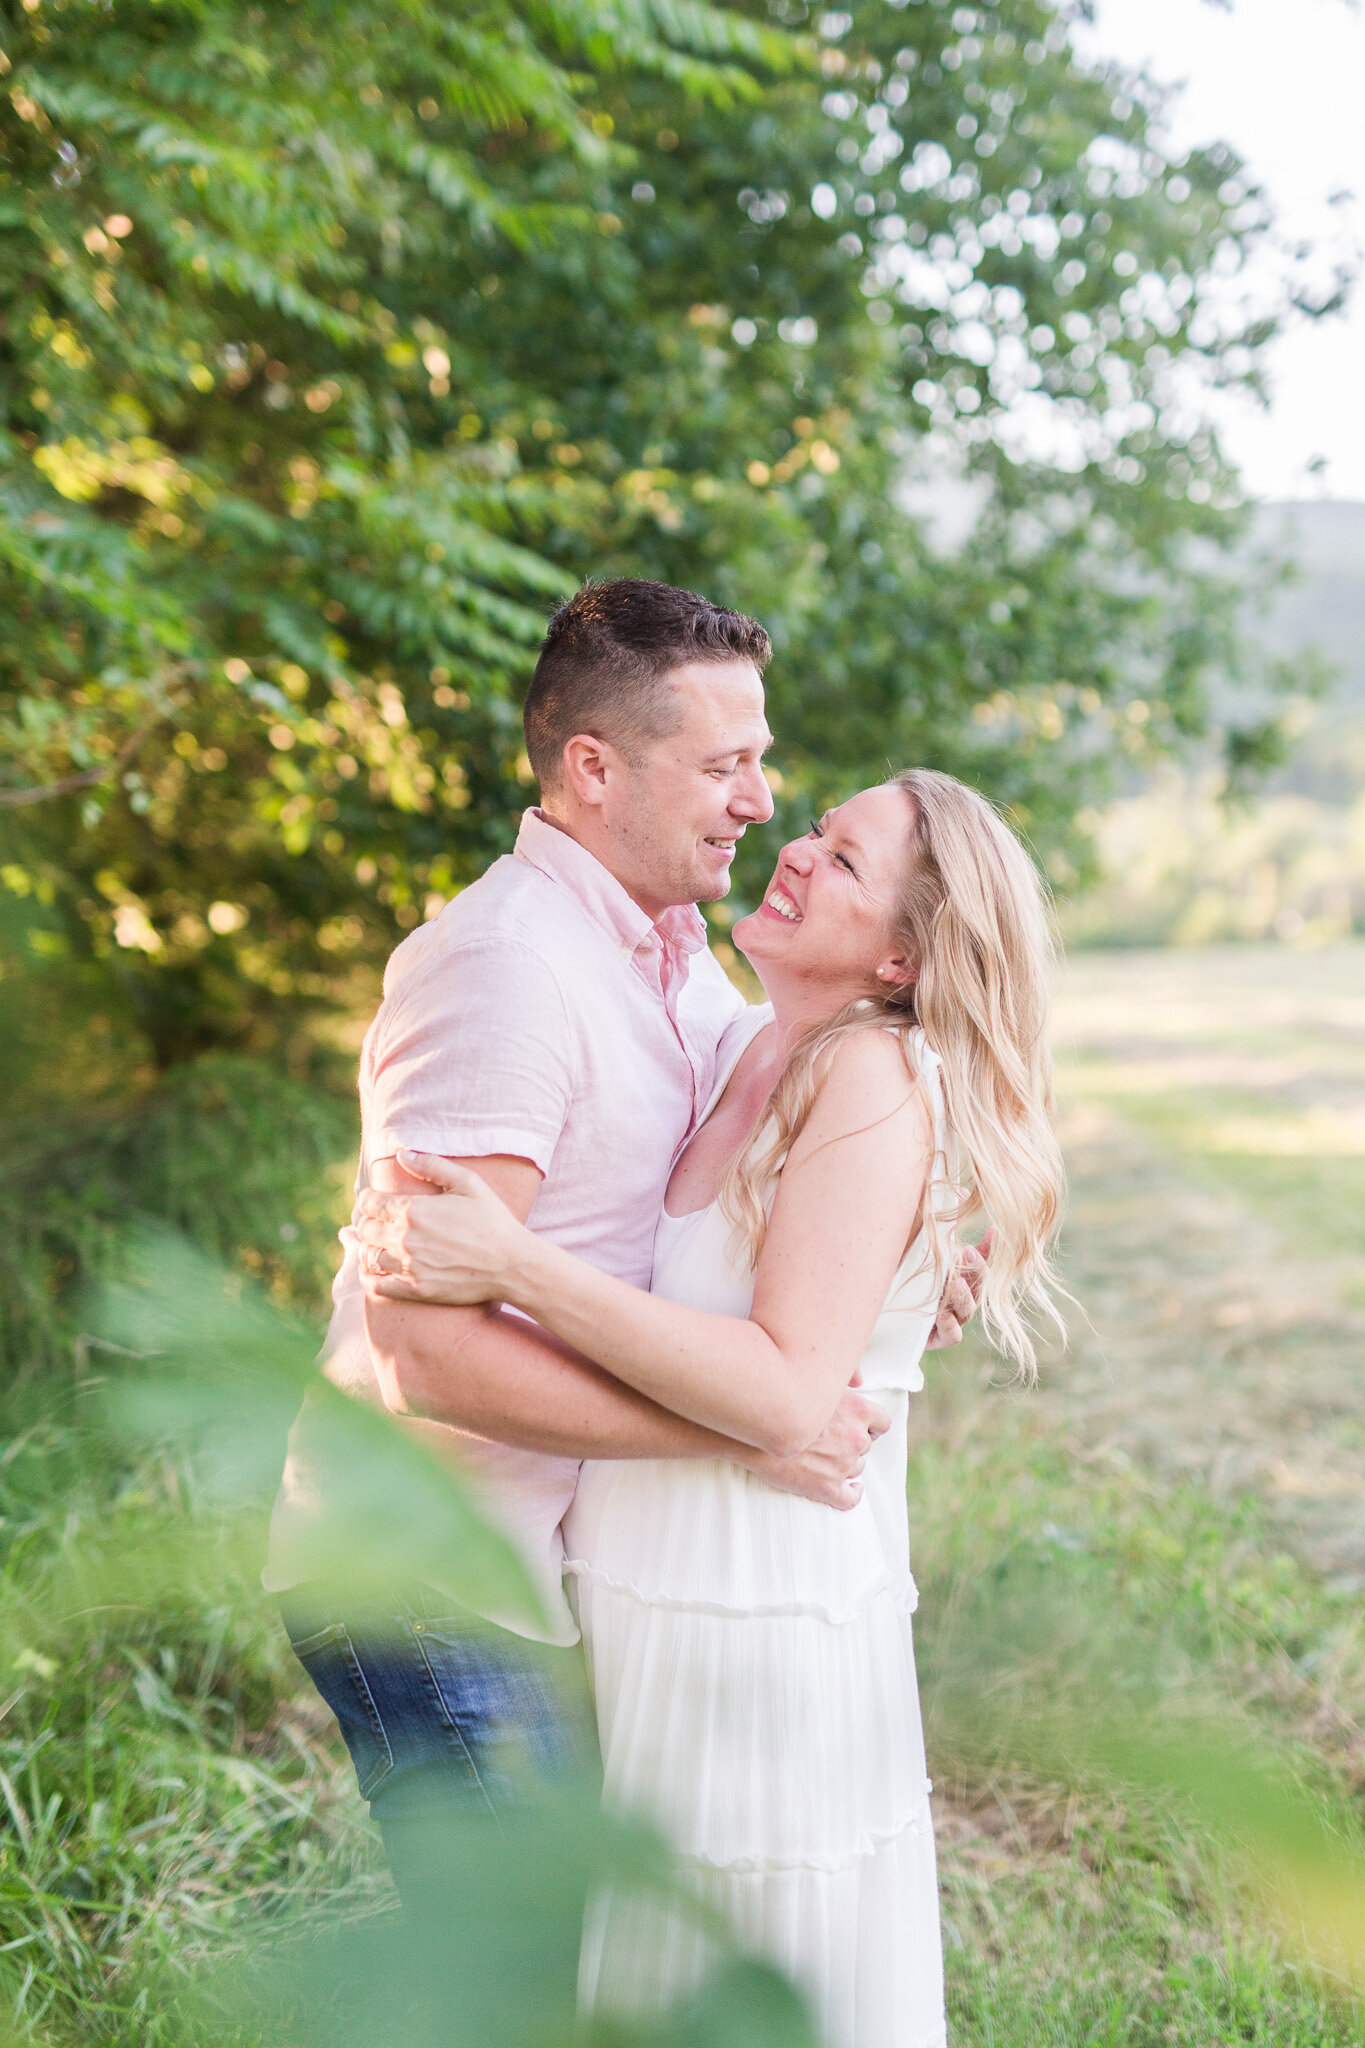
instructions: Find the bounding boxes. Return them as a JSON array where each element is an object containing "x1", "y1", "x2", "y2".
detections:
[{"x1": 782, "y1": 837, "x2": 815, "y2": 873}]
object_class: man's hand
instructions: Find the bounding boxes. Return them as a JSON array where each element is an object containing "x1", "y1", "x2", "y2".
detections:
[
  {"x1": 748, "y1": 1387, "x2": 891, "y2": 1510},
  {"x1": 926, "y1": 1228, "x2": 994, "y2": 1350}
]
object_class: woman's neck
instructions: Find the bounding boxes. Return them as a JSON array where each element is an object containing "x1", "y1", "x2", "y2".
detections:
[{"x1": 756, "y1": 967, "x2": 871, "y2": 1057}]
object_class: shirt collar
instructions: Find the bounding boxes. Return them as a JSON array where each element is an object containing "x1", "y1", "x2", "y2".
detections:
[{"x1": 513, "y1": 809, "x2": 708, "y2": 962}]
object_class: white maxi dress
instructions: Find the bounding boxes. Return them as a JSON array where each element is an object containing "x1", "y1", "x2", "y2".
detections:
[{"x1": 561, "y1": 1008, "x2": 951, "y2": 2048}]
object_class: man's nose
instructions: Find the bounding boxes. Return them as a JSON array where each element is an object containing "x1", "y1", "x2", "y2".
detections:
[{"x1": 731, "y1": 762, "x2": 775, "y2": 824}]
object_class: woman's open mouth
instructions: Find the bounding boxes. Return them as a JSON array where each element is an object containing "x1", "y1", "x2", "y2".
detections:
[{"x1": 761, "y1": 884, "x2": 802, "y2": 923}]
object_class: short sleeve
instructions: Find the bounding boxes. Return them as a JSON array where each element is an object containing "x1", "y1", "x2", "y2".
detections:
[{"x1": 366, "y1": 937, "x2": 575, "y2": 1174}]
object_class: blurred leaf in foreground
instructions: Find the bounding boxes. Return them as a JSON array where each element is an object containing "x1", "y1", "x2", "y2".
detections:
[
  {"x1": 95, "y1": 1226, "x2": 544, "y2": 1627},
  {"x1": 195, "y1": 1789, "x2": 820, "y2": 2048},
  {"x1": 82, "y1": 1233, "x2": 825, "y2": 2045}
]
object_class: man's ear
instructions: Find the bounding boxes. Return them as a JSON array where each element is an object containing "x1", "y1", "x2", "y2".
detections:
[{"x1": 560, "y1": 732, "x2": 622, "y2": 811}]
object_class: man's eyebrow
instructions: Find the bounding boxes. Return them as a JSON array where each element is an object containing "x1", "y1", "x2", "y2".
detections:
[{"x1": 701, "y1": 733, "x2": 774, "y2": 764}]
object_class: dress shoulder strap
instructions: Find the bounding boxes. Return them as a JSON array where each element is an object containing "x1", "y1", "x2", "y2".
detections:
[
  {"x1": 699, "y1": 1002, "x2": 774, "y2": 1124},
  {"x1": 888, "y1": 1024, "x2": 961, "y2": 1188}
]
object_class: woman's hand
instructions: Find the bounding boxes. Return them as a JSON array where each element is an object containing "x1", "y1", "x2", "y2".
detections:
[
  {"x1": 925, "y1": 1228, "x2": 994, "y2": 1349},
  {"x1": 355, "y1": 1150, "x2": 534, "y2": 1306}
]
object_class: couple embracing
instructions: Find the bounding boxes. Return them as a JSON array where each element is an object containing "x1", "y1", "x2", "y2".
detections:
[{"x1": 266, "y1": 578, "x2": 1064, "y2": 2048}]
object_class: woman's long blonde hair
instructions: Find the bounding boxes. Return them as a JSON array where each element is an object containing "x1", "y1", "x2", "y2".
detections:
[{"x1": 718, "y1": 768, "x2": 1066, "y2": 1378}]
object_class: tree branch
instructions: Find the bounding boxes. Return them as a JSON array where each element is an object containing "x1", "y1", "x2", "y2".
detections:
[{"x1": 0, "y1": 718, "x2": 164, "y2": 808}]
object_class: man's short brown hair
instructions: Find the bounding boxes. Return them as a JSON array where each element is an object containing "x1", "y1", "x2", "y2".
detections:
[{"x1": 523, "y1": 578, "x2": 771, "y2": 789}]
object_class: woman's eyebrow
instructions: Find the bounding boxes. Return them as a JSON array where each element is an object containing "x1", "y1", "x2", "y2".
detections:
[{"x1": 824, "y1": 813, "x2": 868, "y2": 864}]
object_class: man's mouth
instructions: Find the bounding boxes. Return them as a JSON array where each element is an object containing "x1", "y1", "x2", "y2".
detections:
[
  {"x1": 763, "y1": 884, "x2": 802, "y2": 923},
  {"x1": 703, "y1": 836, "x2": 739, "y2": 856}
]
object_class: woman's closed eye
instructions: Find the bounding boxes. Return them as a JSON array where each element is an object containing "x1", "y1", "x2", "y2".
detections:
[{"x1": 808, "y1": 816, "x2": 857, "y2": 875}]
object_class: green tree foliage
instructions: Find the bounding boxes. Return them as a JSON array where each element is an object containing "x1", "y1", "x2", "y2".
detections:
[
  {"x1": 0, "y1": 0, "x2": 1304, "y2": 1071},
  {"x1": 0, "y1": 0, "x2": 791, "y2": 1064}
]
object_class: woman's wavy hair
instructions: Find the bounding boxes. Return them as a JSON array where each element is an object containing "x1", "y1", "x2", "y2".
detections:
[{"x1": 718, "y1": 767, "x2": 1066, "y2": 1379}]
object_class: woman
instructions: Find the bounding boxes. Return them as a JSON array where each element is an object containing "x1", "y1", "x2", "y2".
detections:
[{"x1": 359, "y1": 769, "x2": 1065, "y2": 2048}]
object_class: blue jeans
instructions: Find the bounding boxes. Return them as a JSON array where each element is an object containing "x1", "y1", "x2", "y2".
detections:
[{"x1": 278, "y1": 1584, "x2": 595, "y2": 1898}]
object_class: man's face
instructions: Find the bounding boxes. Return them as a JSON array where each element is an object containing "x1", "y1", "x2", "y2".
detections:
[{"x1": 604, "y1": 658, "x2": 774, "y2": 916}]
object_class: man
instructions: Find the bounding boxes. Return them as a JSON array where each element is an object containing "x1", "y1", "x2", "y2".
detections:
[{"x1": 266, "y1": 579, "x2": 977, "y2": 1888}]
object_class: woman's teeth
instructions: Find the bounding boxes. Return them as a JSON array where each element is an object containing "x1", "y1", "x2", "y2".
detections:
[{"x1": 766, "y1": 889, "x2": 801, "y2": 922}]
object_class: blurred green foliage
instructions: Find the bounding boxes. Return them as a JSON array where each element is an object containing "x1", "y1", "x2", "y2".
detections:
[
  {"x1": 0, "y1": 1236, "x2": 829, "y2": 2047},
  {"x1": 1, "y1": 1061, "x2": 354, "y2": 1377},
  {"x1": 0, "y1": 0, "x2": 1310, "y2": 1071},
  {"x1": 0, "y1": 1240, "x2": 1354, "y2": 2043}
]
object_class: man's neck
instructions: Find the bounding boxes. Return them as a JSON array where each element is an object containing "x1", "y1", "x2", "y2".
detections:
[{"x1": 534, "y1": 803, "x2": 680, "y2": 925}]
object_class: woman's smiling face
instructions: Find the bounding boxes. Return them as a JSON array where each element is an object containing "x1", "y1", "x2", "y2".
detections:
[{"x1": 733, "y1": 783, "x2": 917, "y2": 1003}]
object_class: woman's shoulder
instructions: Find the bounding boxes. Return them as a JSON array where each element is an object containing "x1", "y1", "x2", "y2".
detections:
[{"x1": 807, "y1": 1024, "x2": 931, "y2": 1138}]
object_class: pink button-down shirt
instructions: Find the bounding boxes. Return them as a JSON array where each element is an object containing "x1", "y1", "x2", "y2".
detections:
[{"x1": 266, "y1": 810, "x2": 746, "y2": 1642}]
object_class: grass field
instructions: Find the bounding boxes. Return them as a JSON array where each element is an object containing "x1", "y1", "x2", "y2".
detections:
[
  {"x1": 0, "y1": 943, "x2": 1360, "y2": 2043},
  {"x1": 918, "y1": 941, "x2": 1365, "y2": 2044}
]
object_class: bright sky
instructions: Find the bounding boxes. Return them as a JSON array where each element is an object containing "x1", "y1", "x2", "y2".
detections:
[{"x1": 1073, "y1": 0, "x2": 1365, "y2": 504}]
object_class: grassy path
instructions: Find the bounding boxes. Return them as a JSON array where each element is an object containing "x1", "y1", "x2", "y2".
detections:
[
  {"x1": 918, "y1": 943, "x2": 1365, "y2": 2045},
  {"x1": 1050, "y1": 942, "x2": 1365, "y2": 1585}
]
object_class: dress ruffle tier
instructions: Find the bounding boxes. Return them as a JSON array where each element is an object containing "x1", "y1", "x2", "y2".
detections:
[{"x1": 567, "y1": 1417, "x2": 946, "y2": 2046}]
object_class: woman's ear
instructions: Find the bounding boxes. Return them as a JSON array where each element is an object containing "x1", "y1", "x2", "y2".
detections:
[{"x1": 874, "y1": 953, "x2": 918, "y2": 990}]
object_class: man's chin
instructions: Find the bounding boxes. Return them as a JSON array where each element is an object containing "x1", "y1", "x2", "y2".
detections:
[{"x1": 690, "y1": 855, "x2": 735, "y2": 903}]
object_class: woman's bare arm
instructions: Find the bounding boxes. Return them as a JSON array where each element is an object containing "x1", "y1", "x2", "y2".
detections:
[
  {"x1": 363, "y1": 1153, "x2": 888, "y2": 1504},
  {"x1": 362, "y1": 1034, "x2": 931, "y2": 1457}
]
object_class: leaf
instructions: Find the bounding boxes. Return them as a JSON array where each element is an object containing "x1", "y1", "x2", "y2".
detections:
[{"x1": 96, "y1": 1229, "x2": 546, "y2": 1630}]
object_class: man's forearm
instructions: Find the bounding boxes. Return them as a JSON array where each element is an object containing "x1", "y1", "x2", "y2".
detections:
[{"x1": 365, "y1": 1293, "x2": 764, "y2": 1468}]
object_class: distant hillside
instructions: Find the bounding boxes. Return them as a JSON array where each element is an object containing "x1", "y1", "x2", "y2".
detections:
[
  {"x1": 1258, "y1": 500, "x2": 1365, "y2": 706},
  {"x1": 1256, "y1": 501, "x2": 1365, "y2": 804},
  {"x1": 1063, "y1": 502, "x2": 1365, "y2": 947}
]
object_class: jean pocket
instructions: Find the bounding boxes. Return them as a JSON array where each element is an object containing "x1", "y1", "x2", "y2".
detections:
[
  {"x1": 289, "y1": 1620, "x2": 395, "y2": 1801},
  {"x1": 408, "y1": 1617, "x2": 573, "y2": 1789}
]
